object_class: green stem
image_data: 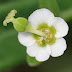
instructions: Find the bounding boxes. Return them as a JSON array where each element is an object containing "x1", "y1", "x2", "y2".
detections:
[{"x1": 26, "y1": 24, "x2": 47, "y2": 37}]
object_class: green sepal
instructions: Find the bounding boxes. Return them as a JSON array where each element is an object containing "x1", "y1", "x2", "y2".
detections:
[
  {"x1": 27, "y1": 54, "x2": 41, "y2": 67},
  {"x1": 13, "y1": 17, "x2": 28, "y2": 32}
]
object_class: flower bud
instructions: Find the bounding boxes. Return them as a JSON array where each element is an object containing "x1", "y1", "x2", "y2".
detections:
[{"x1": 13, "y1": 17, "x2": 28, "y2": 32}]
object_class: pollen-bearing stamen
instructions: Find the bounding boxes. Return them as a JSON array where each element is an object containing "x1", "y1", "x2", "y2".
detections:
[
  {"x1": 36, "y1": 29, "x2": 53, "y2": 46},
  {"x1": 37, "y1": 40, "x2": 42, "y2": 46},
  {"x1": 47, "y1": 33, "x2": 52, "y2": 39},
  {"x1": 37, "y1": 40, "x2": 40, "y2": 43},
  {"x1": 36, "y1": 28, "x2": 55, "y2": 46},
  {"x1": 36, "y1": 37, "x2": 43, "y2": 46},
  {"x1": 39, "y1": 42, "x2": 42, "y2": 46}
]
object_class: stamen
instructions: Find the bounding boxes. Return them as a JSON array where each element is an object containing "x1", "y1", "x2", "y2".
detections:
[
  {"x1": 37, "y1": 40, "x2": 42, "y2": 46},
  {"x1": 48, "y1": 34, "x2": 51, "y2": 39},
  {"x1": 37, "y1": 40, "x2": 40, "y2": 43},
  {"x1": 47, "y1": 33, "x2": 52, "y2": 39},
  {"x1": 40, "y1": 42, "x2": 42, "y2": 46}
]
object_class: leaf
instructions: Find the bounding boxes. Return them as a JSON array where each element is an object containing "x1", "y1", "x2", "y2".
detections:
[
  {"x1": 60, "y1": 9, "x2": 72, "y2": 22},
  {"x1": 57, "y1": 0, "x2": 72, "y2": 21},
  {"x1": 27, "y1": 55, "x2": 41, "y2": 67},
  {"x1": 39, "y1": 0, "x2": 60, "y2": 16},
  {"x1": 0, "y1": 29, "x2": 26, "y2": 70}
]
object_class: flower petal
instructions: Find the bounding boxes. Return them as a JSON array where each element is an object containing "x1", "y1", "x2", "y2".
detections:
[
  {"x1": 27, "y1": 42, "x2": 51, "y2": 62},
  {"x1": 50, "y1": 38, "x2": 67, "y2": 57},
  {"x1": 18, "y1": 32, "x2": 36, "y2": 47},
  {"x1": 52, "y1": 17, "x2": 69, "y2": 38},
  {"x1": 28, "y1": 8, "x2": 54, "y2": 29},
  {"x1": 27, "y1": 43, "x2": 39, "y2": 57},
  {"x1": 35, "y1": 44, "x2": 51, "y2": 62}
]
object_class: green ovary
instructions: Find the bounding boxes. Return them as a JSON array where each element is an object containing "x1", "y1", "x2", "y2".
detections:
[
  {"x1": 33, "y1": 24, "x2": 56, "y2": 47},
  {"x1": 47, "y1": 36, "x2": 56, "y2": 45}
]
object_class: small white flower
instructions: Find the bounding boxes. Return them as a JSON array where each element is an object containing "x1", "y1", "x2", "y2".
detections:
[{"x1": 18, "y1": 8, "x2": 69, "y2": 62}]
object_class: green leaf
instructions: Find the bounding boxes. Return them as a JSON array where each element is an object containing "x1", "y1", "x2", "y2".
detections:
[
  {"x1": 27, "y1": 55, "x2": 41, "y2": 67},
  {"x1": 57, "y1": 0, "x2": 72, "y2": 21},
  {"x1": 60, "y1": 9, "x2": 72, "y2": 22},
  {"x1": 39, "y1": 0, "x2": 60, "y2": 16},
  {"x1": 0, "y1": 29, "x2": 26, "y2": 70}
]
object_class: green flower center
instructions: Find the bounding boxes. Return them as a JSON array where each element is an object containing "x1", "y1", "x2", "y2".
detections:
[{"x1": 33, "y1": 24, "x2": 56, "y2": 47}]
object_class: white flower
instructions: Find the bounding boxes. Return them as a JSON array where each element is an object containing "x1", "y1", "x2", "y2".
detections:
[{"x1": 18, "y1": 8, "x2": 69, "y2": 62}]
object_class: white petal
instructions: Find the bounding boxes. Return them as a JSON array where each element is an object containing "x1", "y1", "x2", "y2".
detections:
[
  {"x1": 27, "y1": 43, "x2": 39, "y2": 57},
  {"x1": 18, "y1": 32, "x2": 36, "y2": 47},
  {"x1": 36, "y1": 44, "x2": 51, "y2": 62},
  {"x1": 52, "y1": 17, "x2": 69, "y2": 38},
  {"x1": 27, "y1": 42, "x2": 51, "y2": 62},
  {"x1": 28, "y1": 8, "x2": 54, "y2": 29},
  {"x1": 50, "y1": 38, "x2": 67, "y2": 57}
]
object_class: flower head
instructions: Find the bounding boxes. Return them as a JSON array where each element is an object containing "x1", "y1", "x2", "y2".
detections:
[{"x1": 18, "y1": 8, "x2": 69, "y2": 62}]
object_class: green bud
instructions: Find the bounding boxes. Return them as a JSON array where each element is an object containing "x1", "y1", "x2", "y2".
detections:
[{"x1": 13, "y1": 17, "x2": 28, "y2": 32}]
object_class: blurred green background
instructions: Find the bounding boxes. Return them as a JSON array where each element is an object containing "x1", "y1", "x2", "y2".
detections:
[{"x1": 0, "y1": 0, "x2": 72, "y2": 72}]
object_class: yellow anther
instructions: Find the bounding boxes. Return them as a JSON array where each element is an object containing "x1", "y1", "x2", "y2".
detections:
[
  {"x1": 37, "y1": 40, "x2": 40, "y2": 43},
  {"x1": 47, "y1": 33, "x2": 52, "y2": 39},
  {"x1": 48, "y1": 35, "x2": 51, "y2": 39},
  {"x1": 39, "y1": 42, "x2": 42, "y2": 46},
  {"x1": 37, "y1": 40, "x2": 42, "y2": 46}
]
